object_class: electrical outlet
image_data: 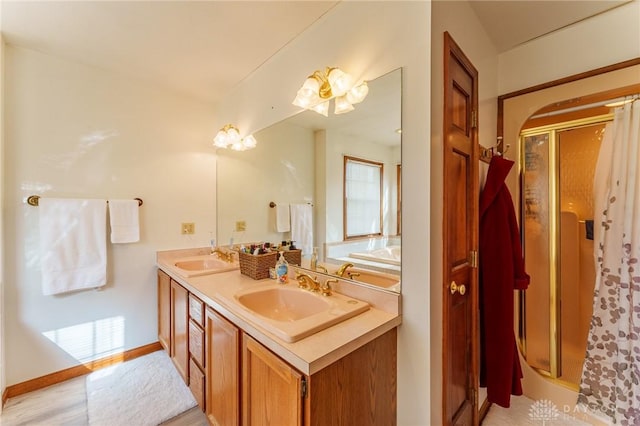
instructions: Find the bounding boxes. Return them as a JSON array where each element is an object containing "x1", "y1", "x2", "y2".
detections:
[
  {"x1": 235, "y1": 220, "x2": 246, "y2": 232},
  {"x1": 181, "y1": 222, "x2": 195, "y2": 235}
]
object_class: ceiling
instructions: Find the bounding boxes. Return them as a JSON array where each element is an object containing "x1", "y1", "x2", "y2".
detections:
[{"x1": 1, "y1": 0, "x2": 631, "y2": 106}]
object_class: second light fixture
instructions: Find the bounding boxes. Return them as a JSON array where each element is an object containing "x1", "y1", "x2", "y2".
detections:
[{"x1": 292, "y1": 67, "x2": 368, "y2": 116}]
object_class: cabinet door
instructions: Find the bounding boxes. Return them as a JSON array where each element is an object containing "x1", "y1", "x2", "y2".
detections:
[
  {"x1": 157, "y1": 270, "x2": 171, "y2": 352},
  {"x1": 206, "y1": 307, "x2": 240, "y2": 426},
  {"x1": 170, "y1": 279, "x2": 189, "y2": 383},
  {"x1": 242, "y1": 334, "x2": 303, "y2": 426}
]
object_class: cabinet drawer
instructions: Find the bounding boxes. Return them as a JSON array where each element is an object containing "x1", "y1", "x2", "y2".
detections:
[
  {"x1": 189, "y1": 294, "x2": 205, "y2": 327},
  {"x1": 189, "y1": 319, "x2": 205, "y2": 369},
  {"x1": 189, "y1": 358, "x2": 205, "y2": 411}
]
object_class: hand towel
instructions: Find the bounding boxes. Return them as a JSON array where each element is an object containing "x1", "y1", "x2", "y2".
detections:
[
  {"x1": 108, "y1": 199, "x2": 140, "y2": 243},
  {"x1": 39, "y1": 198, "x2": 107, "y2": 295},
  {"x1": 275, "y1": 203, "x2": 291, "y2": 232},
  {"x1": 290, "y1": 204, "x2": 313, "y2": 256}
]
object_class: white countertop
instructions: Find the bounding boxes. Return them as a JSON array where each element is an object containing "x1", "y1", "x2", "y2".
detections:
[{"x1": 157, "y1": 247, "x2": 402, "y2": 375}]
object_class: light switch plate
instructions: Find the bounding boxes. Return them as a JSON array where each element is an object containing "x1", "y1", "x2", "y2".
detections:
[
  {"x1": 235, "y1": 221, "x2": 246, "y2": 232},
  {"x1": 181, "y1": 222, "x2": 195, "y2": 234}
]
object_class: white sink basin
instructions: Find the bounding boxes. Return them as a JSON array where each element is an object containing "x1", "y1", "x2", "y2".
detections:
[
  {"x1": 232, "y1": 284, "x2": 370, "y2": 342},
  {"x1": 341, "y1": 268, "x2": 400, "y2": 289},
  {"x1": 237, "y1": 287, "x2": 330, "y2": 321},
  {"x1": 172, "y1": 254, "x2": 239, "y2": 277}
]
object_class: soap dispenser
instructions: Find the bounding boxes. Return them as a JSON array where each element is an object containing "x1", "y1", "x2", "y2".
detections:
[
  {"x1": 276, "y1": 251, "x2": 289, "y2": 284},
  {"x1": 310, "y1": 247, "x2": 318, "y2": 270}
]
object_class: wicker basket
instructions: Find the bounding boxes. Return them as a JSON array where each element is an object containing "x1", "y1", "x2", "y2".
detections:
[
  {"x1": 282, "y1": 249, "x2": 302, "y2": 266},
  {"x1": 238, "y1": 249, "x2": 302, "y2": 280},
  {"x1": 238, "y1": 251, "x2": 278, "y2": 280}
]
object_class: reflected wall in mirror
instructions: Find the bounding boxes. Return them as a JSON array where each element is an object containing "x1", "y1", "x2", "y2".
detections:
[{"x1": 217, "y1": 68, "x2": 402, "y2": 292}]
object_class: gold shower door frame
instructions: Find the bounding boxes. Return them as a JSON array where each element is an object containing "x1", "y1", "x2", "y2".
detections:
[{"x1": 518, "y1": 114, "x2": 612, "y2": 388}]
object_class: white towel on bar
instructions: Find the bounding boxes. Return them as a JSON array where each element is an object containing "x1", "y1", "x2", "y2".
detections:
[
  {"x1": 39, "y1": 198, "x2": 107, "y2": 296},
  {"x1": 108, "y1": 199, "x2": 140, "y2": 243},
  {"x1": 290, "y1": 204, "x2": 313, "y2": 256},
  {"x1": 275, "y1": 203, "x2": 291, "y2": 232}
]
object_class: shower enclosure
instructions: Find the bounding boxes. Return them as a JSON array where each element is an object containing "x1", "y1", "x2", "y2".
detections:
[{"x1": 519, "y1": 115, "x2": 610, "y2": 387}]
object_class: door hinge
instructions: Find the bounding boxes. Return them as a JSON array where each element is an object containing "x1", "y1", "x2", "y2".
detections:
[
  {"x1": 470, "y1": 388, "x2": 477, "y2": 406},
  {"x1": 471, "y1": 110, "x2": 478, "y2": 128},
  {"x1": 301, "y1": 376, "x2": 307, "y2": 398},
  {"x1": 470, "y1": 250, "x2": 478, "y2": 268}
]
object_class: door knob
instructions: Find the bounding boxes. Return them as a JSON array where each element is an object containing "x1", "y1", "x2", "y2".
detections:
[{"x1": 450, "y1": 281, "x2": 466, "y2": 295}]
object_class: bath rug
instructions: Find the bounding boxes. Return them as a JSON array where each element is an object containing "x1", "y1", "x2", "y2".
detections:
[{"x1": 86, "y1": 350, "x2": 196, "y2": 426}]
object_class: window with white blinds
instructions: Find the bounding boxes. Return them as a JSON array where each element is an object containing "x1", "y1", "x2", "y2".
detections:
[{"x1": 344, "y1": 156, "x2": 383, "y2": 239}]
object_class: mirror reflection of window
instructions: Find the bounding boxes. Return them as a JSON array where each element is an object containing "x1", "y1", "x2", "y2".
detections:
[{"x1": 343, "y1": 156, "x2": 383, "y2": 239}]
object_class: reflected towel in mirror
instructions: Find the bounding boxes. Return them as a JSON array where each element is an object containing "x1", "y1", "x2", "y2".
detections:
[
  {"x1": 290, "y1": 203, "x2": 312, "y2": 256},
  {"x1": 275, "y1": 203, "x2": 290, "y2": 232}
]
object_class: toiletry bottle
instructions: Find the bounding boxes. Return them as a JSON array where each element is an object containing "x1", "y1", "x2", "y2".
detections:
[
  {"x1": 310, "y1": 247, "x2": 318, "y2": 270},
  {"x1": 276, "y1": 252, "x2": 289, "y2": 284}
]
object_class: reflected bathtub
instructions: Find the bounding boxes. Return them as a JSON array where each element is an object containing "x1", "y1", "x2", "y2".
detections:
[{"x1": 349, "y1": 245, "x2": 401, "y2": 267}]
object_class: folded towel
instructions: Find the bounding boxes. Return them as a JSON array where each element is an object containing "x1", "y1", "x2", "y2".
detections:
[
  {"x1": 39, "y1": 198, "x2": 107, "y2": 295},
  {"x1": 290, "y1": 204, "x2": 313, "y2": 256},
  {"x1": 275, "y1": 203, "x2": 291, "y2": 232},
  {"x1": 108, "y1": 199, "x2": 140, "y2": 243}
]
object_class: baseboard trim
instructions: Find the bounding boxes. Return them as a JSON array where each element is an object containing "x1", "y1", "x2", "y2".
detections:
[{"x1": 3, "y1": 341, "x2": 162, "y2": 403}]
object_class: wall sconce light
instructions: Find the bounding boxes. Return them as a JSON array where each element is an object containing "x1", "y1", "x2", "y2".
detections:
[
  {"x1": 213, "y1": 124, "x2": 257, "y2": 151},
  {"x1": 292, "y1": 67, "x2": 369, "y2": 116}
]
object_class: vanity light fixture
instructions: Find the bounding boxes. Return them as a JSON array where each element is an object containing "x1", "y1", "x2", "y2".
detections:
[
  {"x1": 292, "y1": 67, "x2": 369, "y2": 117},
  {"x1": 213, "y1": 124, "x2": 257, "y2": 151}
]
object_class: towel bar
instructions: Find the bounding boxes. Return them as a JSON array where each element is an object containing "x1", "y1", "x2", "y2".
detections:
[{"x1": 27, "y1": 195, "x2": 143, "y2": 207}]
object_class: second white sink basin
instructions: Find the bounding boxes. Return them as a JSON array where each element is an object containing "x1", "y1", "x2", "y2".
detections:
[
  {"x1": 172, "y1": 254, "x2": 239, "y2": 277},
  {"x1": 232, "y1": 284, "x2": 370, "y2": 342},
  {"x1": 237, "y1": 287, "x2": 330, "y2": 321}
]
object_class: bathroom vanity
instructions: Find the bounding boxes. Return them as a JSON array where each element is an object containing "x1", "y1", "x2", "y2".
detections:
[{"x1": 157, "y1": 248, "x2": 401, "y2": 426}]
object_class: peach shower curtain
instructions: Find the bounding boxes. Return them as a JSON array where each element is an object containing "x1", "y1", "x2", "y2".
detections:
[{"x1": 578, "y1": 98, "x2": 640, "y2": 425}]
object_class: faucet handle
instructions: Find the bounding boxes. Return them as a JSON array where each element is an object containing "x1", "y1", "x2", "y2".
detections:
[{"x1": 321, "y1": 278, "x2": 338, "y2": 297}]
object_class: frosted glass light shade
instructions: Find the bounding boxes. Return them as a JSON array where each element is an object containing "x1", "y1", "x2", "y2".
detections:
[
  {"x1": 311, "y1": 101, "x2": 330, "y2": 117},
  {"x1": 346, "y1": 81, "x2": 369, "y2": 104},
  {"x1": 327, "y1": 68, "x2": 352, "y2": 96},
  {"x1": 243, "y1": 134, "x2": 257, "y2": 148},
  {"x1": 334, "y1": 95, "x2": 354, "y2": 114}
]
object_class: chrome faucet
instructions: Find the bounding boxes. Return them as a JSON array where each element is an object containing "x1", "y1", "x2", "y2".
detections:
[
  {"x1": 296, "y1": 272, "x2": 320, "y2": 292},
  {"x1": 335, "y1": 262, "x2": 354, "y2": 277}
]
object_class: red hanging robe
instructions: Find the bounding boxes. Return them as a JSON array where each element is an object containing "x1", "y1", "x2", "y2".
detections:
[{"x1": 479, "y1": 155, "x2": 530, "y2": 408}]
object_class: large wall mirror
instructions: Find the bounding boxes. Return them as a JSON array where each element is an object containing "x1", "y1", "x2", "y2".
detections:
[
  {"x1": 217, "y1": 68, "x2": 402, "y2": 292},
  {"x1": 500, "y1": 62, "x2": 640, "y2": 389}
]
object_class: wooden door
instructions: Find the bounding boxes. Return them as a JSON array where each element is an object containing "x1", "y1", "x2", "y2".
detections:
[
  {"x1": 206, "y1": 307, "x2": 240, "y2": 426},
  {"x1": 242, "y1": 334, "x2": 303, "y2": 426},
  {"x1": 157, "y1": 270, "x2": 171, "y2": 352},
  {"x1": 442, "y1": 32, "x2": 479, "y2": 426},
  {"x1": 170, "y1": 279, "x2": 189, "y2": 384}
]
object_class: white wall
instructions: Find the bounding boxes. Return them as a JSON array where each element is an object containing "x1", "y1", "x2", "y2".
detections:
[
  {"x1": 499, "y1": 0, "x2": 640, "y2": 94},
  {"x1": 213, "y1": 2, "x2": 432, "y2": 424},
  {"x1": 4, "y1": 45, "x2": 217, "y2": 385},
  {"x1": 0, "y1": 28, "x2": 5, "y2": 402}
]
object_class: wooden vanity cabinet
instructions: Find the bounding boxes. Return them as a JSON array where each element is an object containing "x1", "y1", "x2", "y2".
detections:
[
  {"x1": 170, "y1": 279, "x2": 189, "y2": 383},
  {"x1": 206, "y1": 307, "x2": 240, "y2": 426},
  {"x1": 242, "y1": 334, "x2": 303, "y2": 426},
  {"x1": 158, "y1": 269, "x2": 397, "y2": 425},
  {"x1": 189, "y1": 294, "x2": 206, "y2": 410},
  {"x1": 157, "y1": 270, "x2": 171, "y2": 351}
]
